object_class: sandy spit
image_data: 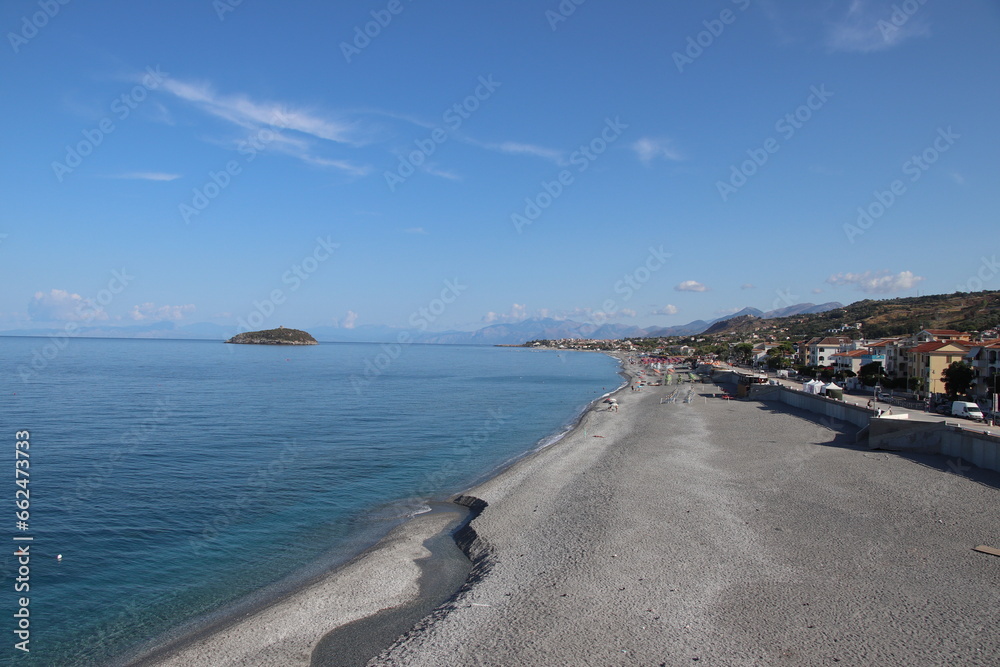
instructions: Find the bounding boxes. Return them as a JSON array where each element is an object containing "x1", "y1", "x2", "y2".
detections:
[{"x1": 138, "y1": 509, "x2": 464, "y2": 667}]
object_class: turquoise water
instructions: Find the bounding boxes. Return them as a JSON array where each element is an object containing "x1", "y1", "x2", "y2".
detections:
[{"x1": 0, "y1": 338, "x2": 620, "y2": 665}]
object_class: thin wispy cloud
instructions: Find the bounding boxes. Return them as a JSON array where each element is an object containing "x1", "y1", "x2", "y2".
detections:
[
  {"x1": 158, "y1": 78, "x2": 371, "y2": 175},
  {"x1": 111, "y1": 172, "x2": 182, "y2": 181},
  {"x1": 632, "y1": 137, "x2": 683, "y2": 165},
  {"x1": 826, "y1": 0, "x2": 930, "y2": 53},
  {"x1": 160, "y1": 79, "x2": 358, "y2": 143},
  {"x1": 129, "y1": 302, "x2": 195, "y2": 321},
  {"x1": 564, "y1": 306, "x2": 635, "y2": 321},
  {"x1": 403, "y1": 227, "x2": 429, "y2": 235},
  {"x1": 420, "y1": 163, "x2": 461, "y2": 181},
  {"x1": 826, "y1": 270, "x2": 924, "y2": 293},
  {"x1": 486, "y1": 141, "x2": 565, "y2": 164}
]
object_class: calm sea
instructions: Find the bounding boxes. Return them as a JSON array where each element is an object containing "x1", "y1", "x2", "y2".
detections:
[{"x1": 0, "y1": 337, "x2": 620, "y2": 665}]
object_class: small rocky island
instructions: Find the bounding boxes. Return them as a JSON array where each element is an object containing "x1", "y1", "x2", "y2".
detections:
[{"x1": 225, "y1": 327, "x2": 318, "y2": 345}]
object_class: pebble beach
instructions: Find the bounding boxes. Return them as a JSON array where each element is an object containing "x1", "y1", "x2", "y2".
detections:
[{"x1": 145, "y1": 357, "x2": 1000, "y2": 666}]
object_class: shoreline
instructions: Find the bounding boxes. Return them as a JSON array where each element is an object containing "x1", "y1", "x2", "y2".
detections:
[
  {"x1": 371, "y1": 364, "x2": 1000, "y2": 665},
  {"x1": 132, "y1": 504, "x2": 470, "y2": 667},
  {"x1": 131, "y1": 351, "x2": 632, "y2": 666},
  {"x1": 136, "y1": 355, "x2": 1000, "y2": 664}
]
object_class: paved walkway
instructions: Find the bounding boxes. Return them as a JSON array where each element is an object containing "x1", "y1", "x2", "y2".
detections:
[{"x1": 722, "y1": 366, "x2": 1000, "y2": 438}]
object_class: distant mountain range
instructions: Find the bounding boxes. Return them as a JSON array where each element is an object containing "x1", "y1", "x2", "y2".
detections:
[{"x1": 0, "y1": 302, "x2": 843, "y2": 346}]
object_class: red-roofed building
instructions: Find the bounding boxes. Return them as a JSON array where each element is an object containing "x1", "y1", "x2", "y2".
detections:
[{"x1": 915, "y1": 329, "x2": 969, "y2": 343}]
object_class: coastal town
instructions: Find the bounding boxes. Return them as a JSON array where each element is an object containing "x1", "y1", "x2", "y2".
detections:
[{"x1": 525, "y1": 325, "x2": 1000, "y2": 418}]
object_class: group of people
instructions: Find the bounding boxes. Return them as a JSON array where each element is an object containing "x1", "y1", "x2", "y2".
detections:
[{"x1": 867, "y1": 399, "x2": 892, "y2": 417}]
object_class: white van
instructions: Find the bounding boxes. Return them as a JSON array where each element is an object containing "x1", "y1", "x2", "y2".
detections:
[{"x1": 951, "y1": 401, "x2": 984, "y2": 422}]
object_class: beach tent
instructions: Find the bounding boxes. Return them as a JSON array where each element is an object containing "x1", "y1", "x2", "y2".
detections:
[
  {"x1": 824, "y1": 382, "x2": 843, "y2": 399},
  {"x1": 805, "y1": 379, "x2": 823, "y2": 394}
]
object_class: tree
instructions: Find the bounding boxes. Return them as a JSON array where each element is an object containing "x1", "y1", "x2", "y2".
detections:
[
  {"x1": 765, "y1": 345, "x2": 792, "y2": 369},
  {"x1": 858, "y1": 361, "x2": 887, "y2": 387},
  {"x1": 941, "y1": 361, "x2": 975, "y2": 399},
  {"x1": 733, "y1": 342, "x2": 754, "y2": 364}
]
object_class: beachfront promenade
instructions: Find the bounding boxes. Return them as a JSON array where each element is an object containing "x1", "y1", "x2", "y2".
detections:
[{"x1": 148, "y1": 359, "x2": 1000, "y2": 666}]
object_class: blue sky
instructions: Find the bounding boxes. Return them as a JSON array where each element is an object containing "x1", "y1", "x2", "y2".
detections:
[{"x1": 2, "y1": 0, "x2": 999, "y2": 334}]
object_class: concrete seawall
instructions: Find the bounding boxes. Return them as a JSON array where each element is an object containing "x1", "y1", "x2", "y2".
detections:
[
  {"x1": 730, "y1": 380, "x2": 1000, "y2": 474},
  {"x1": 868, "y1": 418, "x2": 1000, "y2": 472},
  {"x1": 748, "y1": 383, "x2": 872, "y2": 429}
]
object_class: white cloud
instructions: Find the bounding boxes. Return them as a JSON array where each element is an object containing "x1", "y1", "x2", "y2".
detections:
[
  {"x1": 403, "y1": 227, "x2": 429, "y2": 235},
  {"x1": 112, "y1": 172, "x2": 182, "y2": 181},
  {"x1": 419, "y1": 163, "x2": 461, "y2": 181},
  {"x1": 28, "y1": 289, "x2": 108, "y2": 322},
  {"x1": 826, "y1": 0, "x2": 930, "y2": 53},
  {"x1": 160, "y1": 79, "x2": 370, "y2": 175},
  {"x1": 342, "y1": 310, "x2": 358, "y2": 329},
  {"x1": 652, "y1": 304, "x2": 679, "y2": 315},
  {"x1": 675, "y1": 280, "x2": 708, "y2": 292},
  {"x1": 741, "y1": 283, "x2": 756, "y2": 290},
  {"x1": 483, "y1": 303, "x2": 528, "y2": 324},
  {"x1": 161, "y1": 79, "x2": 356, "y2": 142},
  {"x1": 811, "y1": 288, "x2": 825, "y2": 294},
  {"x1": 951, "y1": 172, "x2": 966, "y2": 186},
  {"x1": 563, "y1": 306, "x2": 635, "y2": 322},
  {"x1": 632, "y1": 137, "x2": 683, "y2": 165},
  {"x1": 128, "y1": 302, "x2": 196, "y2": 321},
  {"x1": 826, "y1": 270, "x2": 924, "y2": 293},
  {"x1": 487, "y1": 141, "x2": 565, "y2": 164}
]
